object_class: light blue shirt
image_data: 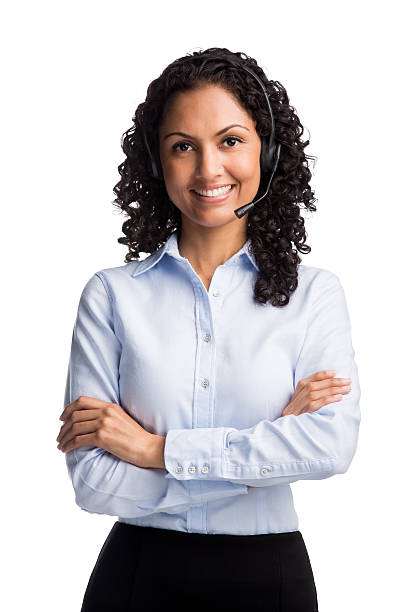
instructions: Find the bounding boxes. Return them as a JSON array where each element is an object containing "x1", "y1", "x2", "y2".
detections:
[{"x1": 63, "y1": 230, "x2": 361, "y2": 535}]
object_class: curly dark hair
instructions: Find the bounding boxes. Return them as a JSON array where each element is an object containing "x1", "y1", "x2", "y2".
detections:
[{"x1": 112, "y1": 47, "x2": 317, "y2": 307}]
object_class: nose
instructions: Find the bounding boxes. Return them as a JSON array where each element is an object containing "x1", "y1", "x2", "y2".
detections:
[{"x1": 194, "y1": 145, "x2": 224, "y2": 181}]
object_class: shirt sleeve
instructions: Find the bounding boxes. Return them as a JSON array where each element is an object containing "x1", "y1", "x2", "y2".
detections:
[
  {"x1": 164, "y1": 270, "x2": 361, "y2": 487},
  {"x1": 62, "y1": 272, "x2": 248, "y2": 518}
]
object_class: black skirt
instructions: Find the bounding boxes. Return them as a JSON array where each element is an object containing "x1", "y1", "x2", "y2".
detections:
[{"x1": 81, "y1": 521, "x2": 319, "y2": 611}]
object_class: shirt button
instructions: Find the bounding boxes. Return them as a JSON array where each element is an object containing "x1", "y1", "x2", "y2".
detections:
[
  {"x1": 202, "y1": 378, "x2": 209, "y2": 388},
  {"x1": 175, "y1": 466, "x2": 183, "y2": 473},
  {"x1": 203, "y1": 333, "x2": 211, "y2": 342},
  {"x1": 201, "y1": 466, "x2": 210, "y2": 474},
  {"x1": 188, "y1": 466, "x2": 197, "y2": 474},
  {"x1": 260, "y1": 467, "x2": 271, "y2": 476},
  {"x1": 212, "y1": 289, "x2": 220, "y2": 297}
]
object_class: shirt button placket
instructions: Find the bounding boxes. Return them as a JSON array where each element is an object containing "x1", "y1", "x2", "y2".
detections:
[{"x1": 188, "y1": 280, "x2": 218, "y2": 534}]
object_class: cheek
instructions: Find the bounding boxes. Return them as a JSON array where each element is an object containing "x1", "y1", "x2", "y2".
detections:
[
  {"x1": 163, "y1": 160, "x2": 190, "y2": 190},
  {"x1": 162, "y1": 164, "x2": 192, "y2": 208},
  {"x1": 232, "y1": 152, "x2": 261, "y2": 182}
]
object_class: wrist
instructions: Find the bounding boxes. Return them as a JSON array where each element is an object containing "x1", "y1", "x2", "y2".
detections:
[{"x1": 147, "y1": 434, "x2": 166, "y2": 469}]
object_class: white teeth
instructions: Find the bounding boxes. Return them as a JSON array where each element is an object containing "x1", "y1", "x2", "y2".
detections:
[{"x1": 193, "y1": 185, "x2": 233, "y2": 197}]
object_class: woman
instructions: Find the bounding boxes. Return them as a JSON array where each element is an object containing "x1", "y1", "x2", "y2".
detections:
[{"x1": 57, "y1": 47, "x2": 361, "y2": 611}]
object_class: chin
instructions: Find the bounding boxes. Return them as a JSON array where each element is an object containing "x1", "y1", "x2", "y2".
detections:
[{"x1": 193, "y1": 212, "x2": 238, "y2": 228}]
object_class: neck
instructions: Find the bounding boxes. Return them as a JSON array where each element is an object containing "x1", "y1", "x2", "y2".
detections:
[{"x1": 176, "y1": 223, "x2": 248, "y2": 278}]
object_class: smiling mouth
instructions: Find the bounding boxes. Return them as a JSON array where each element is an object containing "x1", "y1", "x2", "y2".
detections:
[{"x1": 190, "y1": 184, "x2": 236, "y2": 203}]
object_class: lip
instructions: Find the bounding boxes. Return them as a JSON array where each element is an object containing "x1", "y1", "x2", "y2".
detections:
[
  {"x1": 191, "y1": 183, "x2": 234, "y2": 190},
  {"x1": 190, "y1": 184, "x2": 236, "y2": 204}
]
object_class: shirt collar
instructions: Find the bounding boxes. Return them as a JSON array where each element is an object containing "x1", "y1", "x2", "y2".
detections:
[{"x1": 130, "y1": 230, "x2": 259, "y2": 278}]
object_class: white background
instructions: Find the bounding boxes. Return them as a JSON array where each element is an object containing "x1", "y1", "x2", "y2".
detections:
[{"x1": 1, "y1": 1, "x2": 407, "y2": 610}]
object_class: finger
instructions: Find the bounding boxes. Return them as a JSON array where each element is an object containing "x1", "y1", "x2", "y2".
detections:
[
  {"x1": 308, "y1": 393, "x2": 349, "y2": 413},
  {"x1": 59, "y1": 396, "x2": 113, "y2": 422},
  {"x1": 285, "y1": 384, "x2": 350, "y2": 416},
  {"x1": 60, "y1": 432, "x2": 98, "y2": 454},
  {"x1": 310, "y1": 385, "x2": 351, "y2": 403},
  {"x1": 297, "y1": 376, "x2": 351, "y2": 403},
  {"x1": 295, "y1": 371, "x2": 336, "y2": 396},
  {"x1": 56, "y1": 409, "x2": 101, "y2": 442},
  {"x1": 310, "y1": 377, "x2": 352, "y2": 392},
  {"x1": 58, "y1": 420, "x2": 99, "y2": 451},
  {"x1": 303, "y1": 370, "x2": 337, "y2": 384}
]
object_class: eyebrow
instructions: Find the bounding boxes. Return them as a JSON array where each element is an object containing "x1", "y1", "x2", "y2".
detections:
[{"x1": 163, "y1": 123, "x2": 250, "y2": 140}]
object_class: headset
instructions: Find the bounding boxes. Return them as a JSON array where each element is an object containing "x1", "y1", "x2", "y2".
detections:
[{"x1": 140, "y1": 54, "x2": 281, "y2": 219}]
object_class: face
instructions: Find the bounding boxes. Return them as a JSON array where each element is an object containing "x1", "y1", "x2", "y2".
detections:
[{"x1": 158, "y1": 84, "x2": 262, "y2": 229}]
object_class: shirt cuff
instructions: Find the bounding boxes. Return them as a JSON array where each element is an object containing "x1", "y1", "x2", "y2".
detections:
[{"x1": 164, "y1": 427, "x2": 233, "y2": 480}]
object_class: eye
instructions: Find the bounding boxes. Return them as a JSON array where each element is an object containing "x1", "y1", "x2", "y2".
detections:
[
  {"x1": 171, "y1": 136, "x2": 243, "y2": 153},
  {"x1": 172, "y1": 141, "x2": 192, "y2": 152},
  {"x1": 223, "y1": 136, "x2": 242, "y2": 147}
]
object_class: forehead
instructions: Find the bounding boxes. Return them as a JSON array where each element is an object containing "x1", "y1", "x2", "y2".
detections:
[{"x1": 160, "y1": 84, "x2": 253, "y2": 129}]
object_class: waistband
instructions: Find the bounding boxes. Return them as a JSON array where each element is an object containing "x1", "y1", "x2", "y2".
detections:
[{"x1": 115, "y1": 521, "x2": 302, "y2": 542}]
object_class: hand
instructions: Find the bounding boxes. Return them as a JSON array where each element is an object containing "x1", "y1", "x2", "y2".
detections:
[
  {"x1": 246, "y1": 371, "x2": 352, "y2": 489},
  {"x1": 281, "y1": 370, "x2": 351, "y2": 417},
  {"x1": 56, "y1": 396, "x2": 155, "y2": 468}
]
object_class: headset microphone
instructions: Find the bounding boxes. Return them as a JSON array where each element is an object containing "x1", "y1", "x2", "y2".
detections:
[{"x1": 141, "y1": 54, "x2": 281, "y2": 218}]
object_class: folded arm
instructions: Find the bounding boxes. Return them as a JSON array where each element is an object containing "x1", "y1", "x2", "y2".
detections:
[
  {"x1": 163, "y1": 271, "x2": 361, "y2": 487},
  {"x1": 62, "y1": 272, "x2": 248, "y2": 518}
]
